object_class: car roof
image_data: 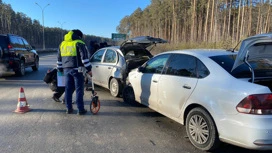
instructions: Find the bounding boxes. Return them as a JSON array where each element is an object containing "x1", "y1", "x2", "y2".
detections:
[
  {"x1": 159, "y1": 49, "x2": 238, "y2": 57},
  {"x1": 97, "y1": 46, "x2": 124, "y2": 56}
]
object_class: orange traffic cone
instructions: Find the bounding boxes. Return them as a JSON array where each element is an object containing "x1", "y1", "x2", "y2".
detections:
[{"x1": 14, "y1": 87, "x2": 30, "y2": 113}]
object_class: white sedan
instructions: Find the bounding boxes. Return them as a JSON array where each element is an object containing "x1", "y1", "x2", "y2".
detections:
[{"x1": 123, "y1": 33, "x2": 272, "y2": 151}]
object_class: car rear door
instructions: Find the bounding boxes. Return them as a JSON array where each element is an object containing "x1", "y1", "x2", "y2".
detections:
[
  {"x1": 99, "y1": 49, "x2": 118, "y2": 88},
  {"x1": 157, "y1": 54, "x2": 198, "y2": 118}
]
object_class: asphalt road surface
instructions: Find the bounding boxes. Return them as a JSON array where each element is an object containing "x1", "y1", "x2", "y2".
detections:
[{"x1": 0, "y1": 52, "x2": 271, "y2": 153}]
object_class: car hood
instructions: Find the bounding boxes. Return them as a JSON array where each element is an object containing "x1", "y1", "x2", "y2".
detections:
[
  {"x1": 232, "y1": 33, "x2": 272, "y2": 71},
  {"x1": 120, "y1": 36, "x2": 167, "y2": 55}
]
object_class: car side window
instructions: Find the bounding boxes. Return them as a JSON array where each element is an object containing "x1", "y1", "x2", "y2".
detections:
[
  {"x1": 90, "y1": 49, "x2": 105, "y2": 62},
  {"x1": 22, "y1": 38, "x2": 31, "y2": 49},
  {"x1": 165, "y1": 54, "x2": 197, "y2": 78},
  {"x1": 197, "y1": 60, "x2": 210, "y2": 78},
  {"x1": 103, "y1": 49, "x2": 116, "y2": 63},
  {"x1": 17, "y1": 38, "x2": 25, "y2": 48},
  {"x1": 143, "y1": 54, "x2": 170, "y2": 74},
  {"x1": 10, "y1": 36, "x2": 20, "y2": 48}
]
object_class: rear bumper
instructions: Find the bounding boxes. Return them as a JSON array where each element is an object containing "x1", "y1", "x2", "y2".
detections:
[
  {"x1": 0, "y1": 58, "x2": 19, "y2": 70},
  {"x1": 217, "y1": 114, "x2": 272, "y2": 150}
]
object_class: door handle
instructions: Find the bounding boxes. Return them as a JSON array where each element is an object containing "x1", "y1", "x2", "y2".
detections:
[
  {"x1": 95, "y1": 66, "x2": 99, "y2": 68},
  {"x1": 152, "y1": 80, "x2": 158, "y2": 83},
  {"x1": 108, "y1": 67, "x2": 112, "y2": 69},
  {"x1": 183, "y1": 85, "x2": 191, "y2": 89}
]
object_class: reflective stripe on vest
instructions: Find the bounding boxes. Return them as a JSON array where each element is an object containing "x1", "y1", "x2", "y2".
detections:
[{"x1": 60, "y1": 40, "x2": 85, "y2": 57}]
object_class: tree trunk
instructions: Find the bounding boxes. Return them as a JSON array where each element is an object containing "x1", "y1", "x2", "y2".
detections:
[
  {"x1": 247, "y1": 0, "x2": 252, "y2": 36},
  {"x1": 204, "y1": 0, "x2": 210, "y2": 41},
  {"x1": 210, "y1": 0, "x2": 215, "y2": 42},
  {"x1": 222, "y1": 0, "x2": 228, "y2": 39},
  {"x1": 256, "y1": 1, "x2": 261, "y2": 34},
  {"x1": 191, "y1": 0, "x2": 196, "y2": 42},
  {"x1": 265, "y1": 0, "x2": 271, "y2": 33},
  {"x1": 239, "y1": 0, "x2": 245, "y2": 39},
  {"x1": 227, "y1": 0, "x2": 232, "y2": 37},
  {"x1": 236, "y1": 0, "x2": 241, "y2": 41}
]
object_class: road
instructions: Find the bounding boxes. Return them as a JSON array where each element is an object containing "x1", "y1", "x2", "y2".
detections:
[{"x1": 0, "y1": 53, "x2": 270, "y2": 153}]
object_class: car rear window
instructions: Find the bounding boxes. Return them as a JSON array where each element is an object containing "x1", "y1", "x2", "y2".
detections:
[
  {"x1": 0, "y1": 36, "x2": 8, "y2": 48},
  {"x1": 210, "y1": 55, "x2": 272, "y2": 78}
]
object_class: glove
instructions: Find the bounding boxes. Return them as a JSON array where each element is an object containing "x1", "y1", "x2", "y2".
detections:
[{"x1": 87, "y1": 71, "x2": 92, "y2": 77}]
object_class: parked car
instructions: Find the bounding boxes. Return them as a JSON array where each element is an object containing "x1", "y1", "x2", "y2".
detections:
[
  {"x1": 0, "y1": 34, "x2": 39, "y2": 76},
  {"x1": 89, "y1": 36, "x2": 167, "y2": 97},
  {"x1": 123, "y1": 33, "x2": 272, "y2": 151}
]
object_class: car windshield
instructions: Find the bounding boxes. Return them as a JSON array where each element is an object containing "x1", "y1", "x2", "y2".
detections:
[{"x1": 210, "y1": 54, "x2": 272, "y2": 78}]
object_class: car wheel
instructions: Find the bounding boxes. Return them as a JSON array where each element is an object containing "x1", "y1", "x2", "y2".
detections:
[
  {"x1": 110, "y1": 78, "x2": 121, "y2": 97},
  {"x1": 122, "y1": 85, "x2": 135, "y2": 104},
  {"x1": 32, "y1": 57, "x2": 39, "y2": 71},
  {"x1": 15, "y1": 60, "x2": 25, "y2": 76},
  {"x1": 186, "y1": 107, "x2": 220, "y2": 151}
]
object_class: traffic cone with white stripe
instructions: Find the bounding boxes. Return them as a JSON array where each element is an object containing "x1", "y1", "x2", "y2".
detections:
[{"x1": 14, "y1": 87, "x2": 30, "y2": 113}]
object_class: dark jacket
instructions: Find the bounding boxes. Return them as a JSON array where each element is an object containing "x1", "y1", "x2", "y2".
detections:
[
  {"x1": 57, "y1": 31, "x2": 92, "y2": 72},
  {"x1": 43, "y1": 68, "x2": 64, "y2": 92}
]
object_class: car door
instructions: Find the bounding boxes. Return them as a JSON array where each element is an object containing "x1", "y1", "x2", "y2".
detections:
[
  {"x1": 99, "y1": 49, "x2": 118, "y2": 88},
  {"x1": 157, "y1": 54, "x2": 198, "y2": 118},
  {"x1": 21, "y1": 38, "x2": 35, "y2": 63},
  {"x1": 90, "y1": 49, "x2": 106, "y2": 86},
  {"x1": 9, "y1": 36, "x2": 27, "y2": 63},
  {"x1": 133, "y1": 54, "x2": 170, "y2": 110}
]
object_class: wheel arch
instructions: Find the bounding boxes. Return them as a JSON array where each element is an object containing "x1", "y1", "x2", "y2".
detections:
[
  {"x1": 183, "y1": 104, "x2": 217, "y2": 128},
  {"x1": 108, "y1": 76, "x2": 123, "y2": 89}
]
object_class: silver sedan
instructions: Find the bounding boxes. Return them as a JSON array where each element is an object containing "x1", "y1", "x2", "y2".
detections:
[{"x1": 89, "y1": 36, "x2": 167, "y2": 97}]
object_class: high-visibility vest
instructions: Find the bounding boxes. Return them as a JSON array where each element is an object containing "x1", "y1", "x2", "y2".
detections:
[{"x1": 60, "y1": 39, "x2": 85, "y2": 57}]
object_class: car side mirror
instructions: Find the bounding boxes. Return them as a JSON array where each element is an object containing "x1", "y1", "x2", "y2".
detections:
[{"x1": 138, "y1": 66, "x2": 144, "y2": 73}]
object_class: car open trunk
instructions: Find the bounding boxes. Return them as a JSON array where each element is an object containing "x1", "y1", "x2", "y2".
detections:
[
  {"x1": 231, "y1": 33, "x2": 272, "y2": 90},
  {"x1": 121, "y1": 36, "x2": 167, "y2": 73}
]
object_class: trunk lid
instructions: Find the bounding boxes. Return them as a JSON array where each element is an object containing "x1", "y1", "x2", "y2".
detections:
[
  {"x1": 232, "y1": 33, "x2": 272, "y2": 72},
  {"x1": 120, "y1": 36, "x2": 167, "y2": 56}
]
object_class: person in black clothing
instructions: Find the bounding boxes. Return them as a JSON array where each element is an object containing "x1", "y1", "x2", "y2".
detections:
[
  {"x1": 44, "y1": 68, "x2": 65, "y2": 103},
  {"x1": 43, "y1": 68, "x2": 75, "y2": 104}
]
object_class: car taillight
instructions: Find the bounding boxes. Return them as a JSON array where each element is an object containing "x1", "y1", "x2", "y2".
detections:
[
  {"x1": 8, "y1": 44, "x2": 12, "y2": 49},
  {"x1": 236, "y1": 94, "x2": 272, "y2": 114}
]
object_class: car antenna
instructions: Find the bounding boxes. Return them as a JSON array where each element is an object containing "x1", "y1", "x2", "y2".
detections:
[{"x1": 227, "y1": 40, "x2": 242, "y2": 52}]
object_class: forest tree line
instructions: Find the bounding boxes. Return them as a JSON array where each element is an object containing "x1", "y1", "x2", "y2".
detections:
[
  {"x1": 117, "y1": 0, "x2": 272, "y2": 49},
  {"x1": 0, "y1": 0, "x2": 112, "y2": 49}
]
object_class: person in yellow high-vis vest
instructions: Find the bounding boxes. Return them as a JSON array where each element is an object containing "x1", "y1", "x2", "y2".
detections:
[{"x1": 57, "y1": 29, "x2": 92, "y2": 115}]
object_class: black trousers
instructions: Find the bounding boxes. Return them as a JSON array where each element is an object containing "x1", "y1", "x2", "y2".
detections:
[{"x1": 53, "y1": 87, "x2": 65, "y2": 99}]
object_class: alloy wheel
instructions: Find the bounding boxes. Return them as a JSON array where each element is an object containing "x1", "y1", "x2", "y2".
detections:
[{"x1": 188, "y1": 114, "x2": 209, "y2": 144}]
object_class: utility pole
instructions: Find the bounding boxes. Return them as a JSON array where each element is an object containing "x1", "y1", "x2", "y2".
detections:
[
  {"x1": 58, "y1": 21, "x2": 66, "y2": 40},
  {"x1": 35, "y1": 2, "x2": 50, "y2": 50}
]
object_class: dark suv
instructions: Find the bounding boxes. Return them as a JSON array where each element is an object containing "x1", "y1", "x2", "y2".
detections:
[{"x1": 0, "y1": 34, "x2": 39, "y2": 76}]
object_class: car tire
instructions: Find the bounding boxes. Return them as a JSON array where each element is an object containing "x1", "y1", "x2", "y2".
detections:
[
  {"x1": 110, "y1": 78, "x2": 121, "y2": 97},
  {"x1": 15, "y1": 60, "x2": 25, "y2": 76},
  {"x1": 32, "y1": 57, "x2": 39, "y2": 71},
  {"x1": 186, "y1": 107, "x2": 220, "y2": 151},
  {"x1": 122, "y1": 85, "x2": 135, "y2": 104}
]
